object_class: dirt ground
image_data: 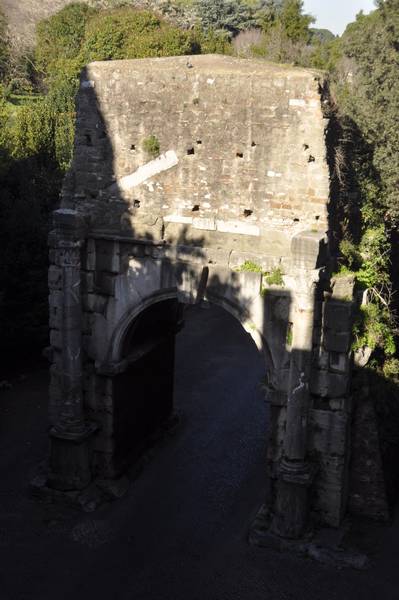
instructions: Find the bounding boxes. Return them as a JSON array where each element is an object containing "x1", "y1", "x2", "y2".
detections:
[{"x1": 0, "y1": 304, "x2": 398, "y2": 600}]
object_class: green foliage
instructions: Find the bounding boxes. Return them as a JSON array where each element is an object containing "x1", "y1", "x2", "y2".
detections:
[
  {"x1": 80, "y1": 9, "x2": 198, "y2": 62},
  {"x1": 276, "y1": 0, "x2": 314, "y2": 44},
  {"x1": 338, "y1": 1, "x2": 399, "y2": 223},
  {"x1": 352, "y1": 303, "x2": 396, "y2": 357},
  {"x1": 310, "y1": 28, "x2": 336, "y2": 44},
  {"x1": 339, "y1": 226, "x2": 396, "y2": 366},
  {"x1": 237, "y1": 260, "x2": 263, "y2": 273},
  {"x1": 308, "y1": 36, "x2": 342, "y2": 71},
  {"x1": 0, "y1": 7, "x2": 10, "y2": 81},
  {"x1": 339, "y1": 226, "x2": 390, "y2": 290},
  {"x1": 6, "y1": 75, "x2": 78, "y2": 170},
  {"x1": 239, "y1": 0, "x2": 315, "y2": 64},
  {"x1": 142, "y1": 134, "x2": 160, "y2": 158},
  {"x1": 264, "y1": 267, "x2": 284, "y2": 286},
  {"x1": 36, "y1": 3, "x2": 98, "y2": 78},
  {"x1": 192, "y1": 26, "x2": 233, "y2": 54},
  {"x1": 383, "y1": 358, "x2": 399, "y2": 381},
  {"x1": 286, "y1": 323, "x2": 293, "y2": 346},
  {"x1": 194, "y1": 0, "x2": 255, "y2": 35},
  {"x1": 237, "y1": 261, "x2": 285, "y2": 288}
]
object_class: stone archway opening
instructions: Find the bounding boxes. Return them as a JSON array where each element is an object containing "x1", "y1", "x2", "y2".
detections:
[
  {"x1": 111, "y1": 298, "x2": 268, "y2": 484},
  {"x1": 112, "y1": 298, "x2": 181, "y2": 469}
]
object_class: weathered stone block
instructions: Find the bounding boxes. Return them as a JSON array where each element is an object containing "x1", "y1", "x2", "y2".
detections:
[
  {"x1": 329, "y1": 351, "x2": 350, "y2": 374},
  {"x1": 95, "y1": 272, "x2": 116, "y2": 296},
  {"x1": 83, "y1": 292, "x2": 108, "y2": 314},
  {"x1": 95, "y1": 240, "x2": 120, "y2": 274},
  {"x1": 83, "y1": 238, "x2": 96, "y2": 271},
  {"x1": 311, "y1": 454, "x2": 348, "y2": 527},
  {"x1": 48, "y1": 266, "x2": 63, "y2": 291},
  {"x1": 267, "y1": 405, "x2": 287, "y2": 469},
  {"x1": 267, "y1": 389, "x2": 287, "y2": 406},
  {"x1": 310, "y1": 369, "x2": 349, "y2": 398},
  {"x1": 328, "y1": 396, "x2": 352, "y2": 414},
  {"x1": 229, "y1": 251, "x2": 281, "y2": 272},
  {"x1": 323, "y1": 300, "x2": 353, "y2": 332},
  {"x1": 291, "y1": 231, "x2": 327, "y2": 269},
  {"x1": 309, "y1": 409, "x2": 349, "y2": 457},
  {"x1": 82, "y1": 271, "x2": 95, "y2": 294},
  {"x1": 323, "y1": 329, "x2": 351, "y2": 353},
  {"x1": 331, "y1": 275, "x2": 355, "y2": 301},
  {"x1": 50, "y1": 329, "x2": 62, "y2": 350}
]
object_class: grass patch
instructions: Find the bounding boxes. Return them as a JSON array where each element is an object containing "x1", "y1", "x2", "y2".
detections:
[{"x1": 142, "y1": 134, "x2": 160, "y2": 158}]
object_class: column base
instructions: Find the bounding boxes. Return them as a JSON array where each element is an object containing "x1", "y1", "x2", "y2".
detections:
[
  {"x1": 48, "y1": 423, "x2": 98, "y2": 491},
  {"x1": 249, "y1": 504, "x2": 369, "y2": 570},
  {"x1": 270, "y1": 458, "x2": 317, "y2": 539}
]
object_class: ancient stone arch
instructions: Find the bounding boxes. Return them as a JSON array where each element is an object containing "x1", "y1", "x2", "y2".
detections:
[{"x1": 47, "y1": 55, "x2": 357, "y2": 539}]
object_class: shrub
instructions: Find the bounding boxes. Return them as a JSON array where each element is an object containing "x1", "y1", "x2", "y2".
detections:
[
  {"x1": 80, "y1": 9, "x2": 197, "y2": 62},
  {"x1": 264, "y1": 267, "x2": 284, "y2": 286},
  {"x1": 142, "y1": 134, "x2": 160, "y2": 158},
  {"x1": 36, "y1": 3, "x2": 98, "y2": 78}
]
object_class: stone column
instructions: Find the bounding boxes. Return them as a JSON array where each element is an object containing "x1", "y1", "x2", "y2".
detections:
[
  {"x1": 48, "y1": 209, "x2": 96, "y2": 491},
  {"x1": 271, "y1": 231, "x2": 326, "y2": 539}
]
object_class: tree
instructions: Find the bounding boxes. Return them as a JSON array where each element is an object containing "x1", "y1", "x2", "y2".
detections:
[
  {"x1": 35, "y1": 3, "x2": 98, "y2": 78},
  {"x1": 194, "y1": 0, "x2": 255, "y2": 36},
  {"x1": 0, "y1": 7, "x2": 9, "y2": 81},
  {"x1": 340, "y1": 0, "x2": 399, "y2": 223},
  {"x1": 248, "y1": 0, "x2": 314, "y2": 64},
  {"x1": 278, "y1": 0, "x2": 314, "y2": 43}
]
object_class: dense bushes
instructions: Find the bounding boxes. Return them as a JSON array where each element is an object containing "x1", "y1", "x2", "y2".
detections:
[
  {"x1": 329, "y1": 1, "x2": 399, "y2": 371},
  {"x1": 35, "y1": 3, "x2": 98, "y2": 77},
  {"x1": 80, "y1": 9, "x2": 198, "y2": 61}
]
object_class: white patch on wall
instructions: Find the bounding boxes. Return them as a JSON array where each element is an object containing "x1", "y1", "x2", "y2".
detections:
[
  {"x1": 216, "y1": 220, "x2": 260, "y2": 236},
  {"x1": 163, "y1": 215, "x2": 193, "y2": 224},
  {"x1": 116, "y1": 150, "x2": 179, "y2": 191},
  {"x1": 289, "y1": 99, "x2": 306, "y2": 107},
  {"x1": 193, "y1": 217, "x2": 216, "y2": 231}
]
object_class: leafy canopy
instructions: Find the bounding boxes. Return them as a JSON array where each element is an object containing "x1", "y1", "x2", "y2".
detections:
[
  {"x1": 340, "y1": 0, "x2": 399, "y2": 223},
  {"x1": 36, "y1": 3, "x2": 98, "y2": 77}
]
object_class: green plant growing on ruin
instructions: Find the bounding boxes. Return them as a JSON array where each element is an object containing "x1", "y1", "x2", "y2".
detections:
[
  {"x1": 264, "y1": 266, "x2": 284, "y2": 286},
  {"x1": 352, "y1": 303, "x2": 396, "y2": 357},
  {"x1": 338, "y1": 227, "x2": 397, "y2": 367},
  {"x1": 237, "y1": 260, "x2": 263, "y2": 273},
  {"x1": 142, "y1": 134, "x2": 160, "y2": 158},
  {"x1": 383, "y1": 358, "x2": 399, "y2": 382},
  {"x1": 286, "y1": 323, "x2": 293, "y2": 346}
]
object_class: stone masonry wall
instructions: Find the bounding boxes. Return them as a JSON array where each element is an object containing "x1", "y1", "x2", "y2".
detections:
[{"x1": 68, "y1": 55, "x2": 330, "y2": 257}]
